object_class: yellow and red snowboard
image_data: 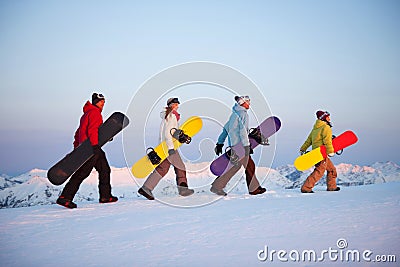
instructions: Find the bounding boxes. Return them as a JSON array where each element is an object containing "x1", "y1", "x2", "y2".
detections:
[
  {"x1": 294, "y1": 131, "x2": 358, "y2": 171},
  {"x1": 131, "y1": 116, "x2": 203, "y2": 178}
]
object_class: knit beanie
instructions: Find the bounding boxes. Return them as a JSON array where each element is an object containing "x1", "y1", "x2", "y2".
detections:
[
  {"x1": 316, "y1": 110, "x2": 330, "y2": 121},
  {"x1": 92, "y1": 93, "x2": 105, "y2": 105},
  {"x1": 167, "y1": 97, "x2": 180, "y2": 107}
]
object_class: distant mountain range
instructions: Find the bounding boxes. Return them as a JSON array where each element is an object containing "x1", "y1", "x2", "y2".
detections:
[{"x1": 1, "y1": 161, "x2": 399, "y2": 208}]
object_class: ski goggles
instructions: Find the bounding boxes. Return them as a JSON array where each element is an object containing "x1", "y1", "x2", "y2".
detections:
[
  {"x1": 96, "y1": 93, "x2": 105, "y2": 100},
  {"x1": 236, "y1": 95, "x2": 251, "y2": 105},
  {"x1": 318, "y1": 111, "x2": 330, "y2": 120},
  {"x1": 242, "y1": 96, "x2": 250, "y2": 102}
]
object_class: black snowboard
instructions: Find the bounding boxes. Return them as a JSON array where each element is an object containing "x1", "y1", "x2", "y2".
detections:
[{"x1": 47, "y1": 112, "x2": 130, "y2": 185}]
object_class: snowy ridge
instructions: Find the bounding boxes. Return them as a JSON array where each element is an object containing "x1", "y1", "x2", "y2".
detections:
[
  {"x1": 281, "y1": 162, "x2": 400, "y2": 188},
  {"x1": 0, "y1": 161, "x2": 399, "y2": 208}
]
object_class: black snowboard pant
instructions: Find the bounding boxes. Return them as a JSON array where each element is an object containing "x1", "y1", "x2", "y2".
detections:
[{"x1": 61, "y1": 149, "x2": 112, "y2": 200}]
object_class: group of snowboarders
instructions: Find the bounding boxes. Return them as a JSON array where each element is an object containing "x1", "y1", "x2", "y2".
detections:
[{"x1": 56, "y1": 93, "x2": 340, "y2": 209}]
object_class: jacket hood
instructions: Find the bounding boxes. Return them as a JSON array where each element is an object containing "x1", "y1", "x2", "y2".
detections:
[
  {"x1": 83, "y1": 101, "x2": 101, "y2": 113},
  {"x1": 313, "y1": 119, "x2": 328, "y2": 130},
  {"x1": 160, "y1": 108, "x2": 167, "y2": 119}
]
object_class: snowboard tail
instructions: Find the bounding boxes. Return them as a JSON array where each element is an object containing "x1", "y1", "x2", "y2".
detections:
[
  {"x1": 131, "y1": 116, "x2": 203, "y2": 178},
  {"x1": 294, "y1": 130, "x2": 358, "y2": 171},
  {"x1": 210, "y1": 116, "x2": 281, "y2": 176},
  {"x1": 47, "y1": 112, "x2": 130, "y2": 185}
]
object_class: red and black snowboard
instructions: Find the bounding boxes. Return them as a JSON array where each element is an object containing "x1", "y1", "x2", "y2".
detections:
[
  {"x1": 210, "y1": 116, "x2": 281, "y2": 176},
  {"x1": 47, "y1": 112, "x2": 129, "y2": 185}
]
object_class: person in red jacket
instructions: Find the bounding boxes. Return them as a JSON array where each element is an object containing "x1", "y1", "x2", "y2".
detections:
[{"x1": 56, "y1": 93, "x2": 118, "y2": 209}]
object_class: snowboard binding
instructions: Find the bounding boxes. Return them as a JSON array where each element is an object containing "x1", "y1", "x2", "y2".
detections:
[
  {"x1": 170, "y1": 128, "x2": 192, "y2": 144},
  {"x1": 332, "y1": 135, "x2": 344, "y2": 155},
  {"x1": 249, "y1": 127, "x2": 270, "y2": 145},
  {"x1": 225, "y1": 146, "x2": 240, "y2": 166},
  {"x1": 146, "y1": 147, "x2": 162, "y2": 165}
]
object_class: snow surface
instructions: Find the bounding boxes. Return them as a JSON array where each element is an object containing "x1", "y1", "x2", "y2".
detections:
[
  {"x1": 0, "y1": 184, "x2": 399, "y2": 266},
  {"x1": 0, "y1": 162, "x2": 399, "y2": 266}
]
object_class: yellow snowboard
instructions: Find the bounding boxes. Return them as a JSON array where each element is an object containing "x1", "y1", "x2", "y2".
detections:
[
  {"x1": 131, "y1": 116, "x2": 203, "y2": 178},
  {"x1": 294, "y1": 149, "x2": 324, "y2": 171}
]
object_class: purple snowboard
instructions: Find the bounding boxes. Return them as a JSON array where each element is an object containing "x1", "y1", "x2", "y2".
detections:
[{"x1": 210, "y1": 116, "x2": 281, "y2": 176}]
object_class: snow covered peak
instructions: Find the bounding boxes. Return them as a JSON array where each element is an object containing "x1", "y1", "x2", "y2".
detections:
[
  {"x1": 1, "y1": 161, "x2": 399, "y2": 209},
  {"x1": 28, "y1": 168, "x2": 47, "y2": 174}
]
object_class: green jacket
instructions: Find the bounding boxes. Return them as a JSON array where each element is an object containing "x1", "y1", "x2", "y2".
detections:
[{"x1": 300, "y1": 119, "x2": 334, "y2": 154}]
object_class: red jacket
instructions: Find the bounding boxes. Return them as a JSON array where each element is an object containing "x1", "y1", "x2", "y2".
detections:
[{"x1": 73, "y1": 101, "x2": 103, "y2": 148}]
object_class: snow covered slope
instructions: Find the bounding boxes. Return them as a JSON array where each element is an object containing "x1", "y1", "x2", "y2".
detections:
[{"x1": 0, "y1": 183, "x2": 399, "y2": 266}]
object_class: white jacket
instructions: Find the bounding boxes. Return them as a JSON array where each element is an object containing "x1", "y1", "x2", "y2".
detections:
[{"x1": 160, "y1": 108, "x2": 179, "y2": 150}]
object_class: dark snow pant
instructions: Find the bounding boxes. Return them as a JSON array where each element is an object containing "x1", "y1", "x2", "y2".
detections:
[
  {"x1": 301, "y1": 157, "x2": 337, "y2": 192},
  {"x1": 211, "y1": 155, "x2": 260, "y2": 193},
  {"x1": 143, "y1": 151, "x2": 188, "y2": 190},
  {"x1": 61, "y1": 149, "x2": 112, "y2": 200}
]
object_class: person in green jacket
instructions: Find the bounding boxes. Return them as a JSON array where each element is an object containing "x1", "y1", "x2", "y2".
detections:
[{"x1": 299, "y1": 110, "x2": 340, "y2": 193}]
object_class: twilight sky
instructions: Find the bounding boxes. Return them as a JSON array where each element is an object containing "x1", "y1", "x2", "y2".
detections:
[{"x1": 1, "y1": 0, "x2": 399, "y2": 175}]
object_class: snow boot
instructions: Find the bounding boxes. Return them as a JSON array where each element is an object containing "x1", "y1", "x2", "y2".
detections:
[
  {"x1": 210, "y1": 186, "x2": 227, "y2": 196},
  {"x1": 301, "y1": 189, "x2": 315, "y2": 193},
  {"x1": 99, "y1": 196, "x2": 118, "y2": 203},
  {"x1": 249, "y1": 186, "x2": 267, "y2": 195},
  {"x1": 327, "y1": 187, "x2": 341, "y2": 192},
  {"x1": 178, "y1": 182, "x2": 194, "y2": 197},
  {"x1": 138, "y1": 186, "x2": 155, "y2": 200},
  {"x1": 56, "y1": 196, "x2": 77, "y2": 209}
]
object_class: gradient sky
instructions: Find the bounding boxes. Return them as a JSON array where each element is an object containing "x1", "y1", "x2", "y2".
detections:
[{"x1": 1, "y1": 0, "x2": 399, "y2": 175}]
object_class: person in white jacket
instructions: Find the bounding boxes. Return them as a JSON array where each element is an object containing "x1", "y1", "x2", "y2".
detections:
[{"x1": 138, "y1": 97, "x2": 194, "y2": 200}]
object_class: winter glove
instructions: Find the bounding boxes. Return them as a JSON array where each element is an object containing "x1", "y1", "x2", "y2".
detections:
[
  {"x1": 92, "y1": 145, "x2": 102, "y2": 156},
  {"x1": 168, "y1": 149, "x2": 176, "y2": 156},
  {"x1": 328, "y1": 152, "x2": 335, "y2": 157},
  {"x1": 215, "y1": 143, "x2": 224, "y2": 156}
]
